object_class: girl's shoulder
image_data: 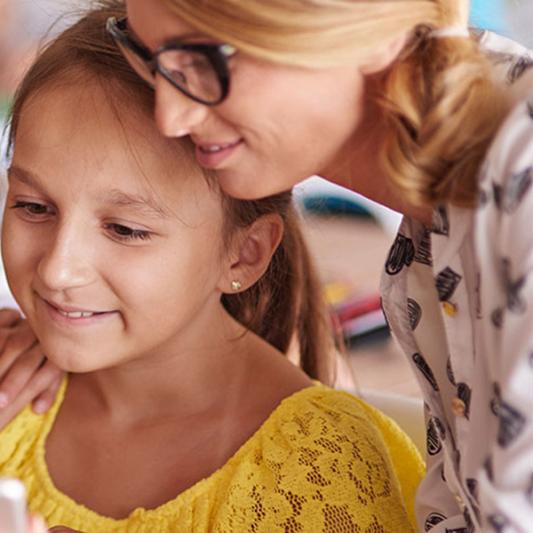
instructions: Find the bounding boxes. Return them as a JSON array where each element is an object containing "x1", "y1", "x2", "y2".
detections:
[
  {"x1": 262, "y1": 383, "x2": 412, "y2": 449},
  {"x1": 222, "y1": 384, "x2": 423, "y2": 531},
  {"x1": 255, "y1": 383, "x2": 424, "y2": 478}
]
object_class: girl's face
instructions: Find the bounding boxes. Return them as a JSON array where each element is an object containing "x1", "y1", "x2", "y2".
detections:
[
  {"x1": 126, "y1": 0, "x2": 367, "y2": 200},
  {"x1": 2, "y1": 82, "x2": 229, "y2": 373}
]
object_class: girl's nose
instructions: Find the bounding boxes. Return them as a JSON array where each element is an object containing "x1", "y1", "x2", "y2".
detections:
[
  {"x1": 154, "y1": 75, "x2": 209, "y2": 138},
  {"x1": 37, "y1": 225, "x2": 96, "y2": 292}
]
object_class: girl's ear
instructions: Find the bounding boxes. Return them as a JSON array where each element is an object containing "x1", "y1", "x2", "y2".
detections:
[
  {"x1": 359, "y1": 33, "x2": 409, "y2": 75},
  {"x1": 220, "y1": 214, "x2": 284, "y2": 294}
]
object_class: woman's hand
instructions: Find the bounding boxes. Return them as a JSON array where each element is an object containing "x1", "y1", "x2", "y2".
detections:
[{"x1": 0, "y1": 309, "x2": 63, "y2": 429}]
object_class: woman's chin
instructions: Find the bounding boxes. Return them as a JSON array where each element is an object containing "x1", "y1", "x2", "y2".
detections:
[{"x1": 216, "y1": 168, "x2": 297, "y2": 200}]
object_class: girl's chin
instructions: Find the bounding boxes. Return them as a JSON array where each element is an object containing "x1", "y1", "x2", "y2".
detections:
[{"x1": 39, "y1": 348, "x2": 104, "y2": 374}]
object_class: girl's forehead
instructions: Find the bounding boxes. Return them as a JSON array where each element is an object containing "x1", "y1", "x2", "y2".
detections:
[
  {"x1": 22, "y1": 80, "x2": 183, "y2": 165},
  {"x1": 14, "y1": 82, "x2": 211, "y2": 210}
]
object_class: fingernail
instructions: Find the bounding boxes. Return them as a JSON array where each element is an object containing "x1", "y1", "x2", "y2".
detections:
[
  {"x1": 0, "y1": 392, "x2": 9, "y2": 408},
  {"x1": 33, "y1": 400, "x2": 47, "y2": 414}
]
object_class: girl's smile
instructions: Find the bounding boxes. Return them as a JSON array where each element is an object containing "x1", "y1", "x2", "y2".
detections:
[{"x1": 39, "y1": 295, "x2": 119, "y2": 326}]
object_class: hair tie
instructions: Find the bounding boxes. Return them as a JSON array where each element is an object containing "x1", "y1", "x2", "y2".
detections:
[{"x1": 429, "y1": 26, "x2": 470, "y2": 39}]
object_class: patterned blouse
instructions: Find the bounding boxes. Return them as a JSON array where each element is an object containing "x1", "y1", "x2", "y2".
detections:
[{"x1": 381, "y1": 32, "x2": 533, "y2": 532}]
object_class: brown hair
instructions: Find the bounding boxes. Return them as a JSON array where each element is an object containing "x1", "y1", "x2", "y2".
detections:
[{"x1": 6, "y1": 1, "x2": 335, "y2": 383}]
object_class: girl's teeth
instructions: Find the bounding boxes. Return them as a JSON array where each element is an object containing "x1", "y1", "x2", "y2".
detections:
[
  {"x1": 204, "y1": 145, "x2": 223, "y2": 153},
  {"x1": 58, "y1": 310, "x2": 95, "y2": 318}
]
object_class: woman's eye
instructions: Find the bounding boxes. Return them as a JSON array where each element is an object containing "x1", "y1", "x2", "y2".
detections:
[
  {"x1": 105, "y1": 223, "x2": 152, "y2": 242},
  {"x1": 167, "y1": 68, "x2": 187, "y2": 85},
  {"x1": 10, "y1": 201, "x2": 53, "y2": 218}
]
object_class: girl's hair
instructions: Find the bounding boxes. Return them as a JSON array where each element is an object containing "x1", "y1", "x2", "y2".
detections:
[
  {"x1": 6, "y1": 1, "x2": 335, "y2": 384},
  {"x1": 163, "y1": 0, "x2": 511, "y2": 208}
]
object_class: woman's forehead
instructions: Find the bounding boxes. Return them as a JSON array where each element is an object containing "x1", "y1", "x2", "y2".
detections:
[{"x1": 126, "y1": 0, "x2": 203, "y2": 50}]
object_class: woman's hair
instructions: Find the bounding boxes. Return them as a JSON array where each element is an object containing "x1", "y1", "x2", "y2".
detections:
[
  {"x1": 6, "y1": 1, "x2": 335, "y2": 383},
  {"x1": 164, "y1": 0, "x2": 511, "y2": 208}
]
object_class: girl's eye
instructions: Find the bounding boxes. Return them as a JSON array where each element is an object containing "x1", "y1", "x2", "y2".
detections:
[
  {"x1": 105, "y1": 223, "x2": 152, "y2": 242},
  {"x1": 10, "y1": 201, "x2": 53, "y2": 218}
]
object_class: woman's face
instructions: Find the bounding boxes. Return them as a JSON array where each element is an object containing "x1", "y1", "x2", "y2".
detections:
[
  {"x1": 126, "y1": 0, "x2": 368, "y2": 200},
  {"x1": 2, "y1": 81, "x2": 230, "y2": 373}
]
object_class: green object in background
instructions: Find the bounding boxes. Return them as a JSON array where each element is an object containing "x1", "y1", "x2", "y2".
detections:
[{"x1": 0, "y1": 96, "x2": 10, "y2": 117}]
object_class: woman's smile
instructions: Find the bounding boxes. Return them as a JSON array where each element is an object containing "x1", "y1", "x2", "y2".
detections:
[{"x1": 193, "y1": 138, "x2": 244, "y2": 169}]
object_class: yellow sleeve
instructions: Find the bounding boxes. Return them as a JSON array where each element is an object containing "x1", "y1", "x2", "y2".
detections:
[
  {"x1": 214, "y1": 387, "x2": 420, "y2": 532},
  {"x1": 357, "y1": 399, "x2": 426, "y2": 528}
]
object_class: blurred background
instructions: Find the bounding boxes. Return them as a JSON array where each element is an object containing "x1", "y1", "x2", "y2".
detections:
[{"x1": 0, "y1": 0, "x2": 531, "y2": 397}]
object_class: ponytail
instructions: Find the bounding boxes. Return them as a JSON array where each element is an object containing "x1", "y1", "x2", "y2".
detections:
[{"x1": 380, "y1": 6, "x2": 511, "y2": 208}]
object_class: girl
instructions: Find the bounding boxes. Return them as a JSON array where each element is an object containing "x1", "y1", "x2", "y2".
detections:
[
  {"x1": 0, "y1": 3, "x2": 423, "y2": 532},
  {"x1": 111, "y1": 0, "x2": 532, "y2": 530}
]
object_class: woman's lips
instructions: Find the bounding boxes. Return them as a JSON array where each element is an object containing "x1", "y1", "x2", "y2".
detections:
[{"x1": 194, "y1": 139, "x2": 243, "y2": 169}]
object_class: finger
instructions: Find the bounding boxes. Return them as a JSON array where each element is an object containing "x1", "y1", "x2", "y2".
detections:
[
  {"x1": 0, "y1": 363, "x2": 63, "y2": 429},
  {"x1": 32, "y1": 370, "x2": 64, "y2": 414},
  {"x1": 0, "y1": 323, "x2": 38, "y2": 378},
  {"x1": 0, "y1": 326, "x2": 27, "y2": 363},
  {"x1": 0, "y1": 371, "x2": 45, "y2": 429},
  {"x1": 0, "y1": 345, "x2": 44, "y2": 407},
  {"x1": 0, "y1": 308, "x2": 22, "y2": 327}
]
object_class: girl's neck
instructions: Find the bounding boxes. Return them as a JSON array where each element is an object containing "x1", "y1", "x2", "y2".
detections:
[{"x1": 68, "y1": 308, "x2": 256, "y2": 427}]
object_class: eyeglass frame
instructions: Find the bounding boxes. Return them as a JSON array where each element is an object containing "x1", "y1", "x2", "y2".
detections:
[{"x1": 106, "y1": 16, "x2": 237, "y2": 106}]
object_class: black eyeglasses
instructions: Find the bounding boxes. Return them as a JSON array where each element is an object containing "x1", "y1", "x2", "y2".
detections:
[{"x1": 106, "y1": 17, "x2": 237, "y2": 106}]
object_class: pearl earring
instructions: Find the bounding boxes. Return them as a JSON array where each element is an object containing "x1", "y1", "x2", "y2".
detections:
[{"x1": 231, "y1": 280, "x2": 242, "y2": 291}]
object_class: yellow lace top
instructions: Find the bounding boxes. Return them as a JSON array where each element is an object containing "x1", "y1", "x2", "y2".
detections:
[{"x1": 0, "y1": 381, "x2": 424, "y2": 532}]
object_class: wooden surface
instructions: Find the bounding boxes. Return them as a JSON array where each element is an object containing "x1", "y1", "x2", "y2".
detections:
[{"x1": 301, "y1": 212, "x2": 422, "y2": 398}]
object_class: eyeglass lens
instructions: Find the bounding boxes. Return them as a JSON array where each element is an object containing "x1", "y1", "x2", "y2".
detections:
[
  {"x1": 158, "y1": 49, "x2": 222, "y2": 103},
  {"x1": 116, "y1": 38, "x2": 223, "y2": 103}
]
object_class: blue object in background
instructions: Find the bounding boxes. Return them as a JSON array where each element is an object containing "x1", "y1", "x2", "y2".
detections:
[{"x1": 470, "y1": 0, "x2": 508, "y2": 34}]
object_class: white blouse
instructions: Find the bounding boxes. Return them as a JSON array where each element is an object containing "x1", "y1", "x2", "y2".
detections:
[{"x1": 381, "y1": 32, "x2": 533, "y2": 532}]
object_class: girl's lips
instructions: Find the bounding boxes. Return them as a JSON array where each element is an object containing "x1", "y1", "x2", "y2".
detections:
[
  {"x1": 194, "y1": 139, "x2": 243, "y2": 169},
  {"x1": 42, "y1": 298, "x2": 117, "y2": 327}
]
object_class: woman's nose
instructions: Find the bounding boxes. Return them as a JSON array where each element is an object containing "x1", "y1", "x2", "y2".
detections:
[
  {"x1": 154, "y1": 75, "x2": 209, "y2": 138},
  {"x1": 37, "y1": 225, "x2": 96, "y2": 292}
]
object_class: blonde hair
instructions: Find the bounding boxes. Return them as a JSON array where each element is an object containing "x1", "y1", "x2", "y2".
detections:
[{"x1": 163, "y1": 0, "x2": 511, "y2": 207}]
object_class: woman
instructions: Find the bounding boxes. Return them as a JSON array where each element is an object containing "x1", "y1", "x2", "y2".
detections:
[{"x1": 113, "y1": 0, "x2": 532, "y2": 531}]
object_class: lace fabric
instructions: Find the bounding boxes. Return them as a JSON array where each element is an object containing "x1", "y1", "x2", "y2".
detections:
[{"x1": 0, "y1": 380, "x2": 423, "y2": 532}]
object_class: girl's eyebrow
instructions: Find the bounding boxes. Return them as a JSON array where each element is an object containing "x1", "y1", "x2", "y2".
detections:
[
  {"x1": 7, "y1": 166, "x2": 45, "y2": 193},
  {"x1": 7, "y1": 166, "x2": 169, "y2": 220},
  {"x1": 104, "y1": 189, "x2": 170, "y2": 220}
]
